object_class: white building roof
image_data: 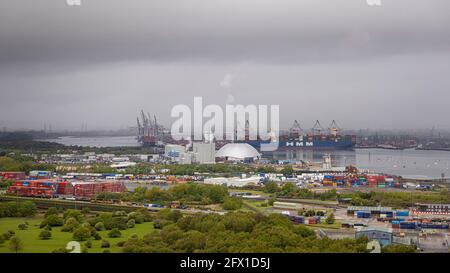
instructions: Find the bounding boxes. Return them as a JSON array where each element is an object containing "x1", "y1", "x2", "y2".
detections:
[{"x1": 215, "y1": 143, "x2": 260, "y2": 160}]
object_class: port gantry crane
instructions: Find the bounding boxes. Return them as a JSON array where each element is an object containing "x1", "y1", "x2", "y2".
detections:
[
  {"x1": 289, "y1": 120, "x2": 303, "y2": 139},
  {"x1": 312, "y1": 120, "x2": 324, "y2": 136},
  {"x1": 328, "y1": 120, "x2": 340, "y2": 137}
]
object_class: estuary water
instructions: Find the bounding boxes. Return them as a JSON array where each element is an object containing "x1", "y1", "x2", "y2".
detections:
[{"x1": 46, "y1": 136, "x2": 140, "y2": 147}]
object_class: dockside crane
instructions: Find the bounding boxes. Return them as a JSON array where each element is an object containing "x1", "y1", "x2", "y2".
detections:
[
  {"x1": 289, "y1": 120, "x2": 303, "y2": 139},
  {"x1": 329, "y1": 120, "x2": 340, "y2": 136},
  {"x1": 312, "y1": 120, "x2": 324, "y2": 136}
]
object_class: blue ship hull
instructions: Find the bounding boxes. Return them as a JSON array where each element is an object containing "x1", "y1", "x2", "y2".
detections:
[{"x1": 238, "y1": 139, "x2": 354, "y2": 151}]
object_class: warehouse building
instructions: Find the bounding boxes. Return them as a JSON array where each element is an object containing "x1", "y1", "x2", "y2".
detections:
[
  {"x1": 355, "y1": 227, "x2": 393, "y2": 246},
  {"x1": 193, "y1": 142, "x2": 215, "y2": 164},
  {"x1": 203, "y1": 176, "x2": 261, "y2": 187}
]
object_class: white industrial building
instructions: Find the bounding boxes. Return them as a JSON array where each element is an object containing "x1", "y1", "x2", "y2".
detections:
[
  {"x1": 203, "y1": 176, "x2": 261, "y2": 187},
  {"x1": 215, "y1": 143, "x2": 260, "y2": 162},
  {"x1": 164, "y1": 144, "x2": 193, "y2": 164},
  {"x1": 193, "y1": 142, "x2": 216, "y2": 164}
]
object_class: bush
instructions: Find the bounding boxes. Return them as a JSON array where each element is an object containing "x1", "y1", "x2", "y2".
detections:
[
  {"x1": 108, "y1": 228, "x2": 122, "y2": 238},
  {"x1": 2, "y1": 231, "x2": 14, "y2": 240},
  {"x1": 85, "y1": 239, "x2": 92, "y2": 248},
  {"x1": 153, "y1": 219, "x2": 172, "y2": 229},
  {"x1": 325, "y1": 213, "x2": 335, "y2": 224},
  {"x1": 52, "y1": 248, "x2": 68, "y2": 253},
  {"x1": 221, "y1": 197, "x2": 243, "y2": 210},
  {"x1": 127, "y1": 212, "x2": 145, "y2": 224},
  {"x1": 94, "y1": 233, "x2": 102, "y2": 241},
  {"x1": 17, "y1": 201, "x2": 37, "y2": 217},
  {"x1": 63, "y1": 209, "x2": 83, "y2": 222},
  {"x1": 45, "y1": 214, "x2": 64, "y2": 227},
  {"x1": 112, "y1": 211, "x2": 127, "y2": 217},
  {"x1": 18, "y1": 223, "x2": 28, "y2": 230},
  {"x1": 81, "y1": 246, "x2": 88, "y2": 253},
  {"x1": 72, "y1": 227, "x2": 91, "y2": 241},
  {"x1": 39, "y1": 230, "x2": 52, "y2": 240},
  {"x1": 104, "y1": 216, "x2": 127, "y2": 230},
  {"x1": 116, "y1": 241, "x2": 126, "y2": 247},
  {"x1": 101, "y1": 240, "x2": 110, "y2": 248},
  {"x1": 45, "y1": 207, "x2": 59, "y2": 218},
  {"x1": 8, "y1": 236, "x2": 23, "y2": 253},
  {"x1": 263, "y1": 181, "x2": 279, "y2": 193},
  {"x1": 94, "y1": 222, "x2": 105, "y2": 231},
  {"x1": 82, "y1": 207, "x2": 91, "y2": 215},
  {"x1": 61, "y1": 217, "x2": 79, "y2": 232},
  {"x1": 127, "y1": 219, "x2": 136, "y2": 228}
]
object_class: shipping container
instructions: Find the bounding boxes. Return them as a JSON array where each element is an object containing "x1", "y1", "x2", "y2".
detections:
[
  {"x1": 396, "y1": 210, "x2": 409, "y2": 217},
  {"x1": 0, "y1": 172, "x2": 26, "y2": 180}
]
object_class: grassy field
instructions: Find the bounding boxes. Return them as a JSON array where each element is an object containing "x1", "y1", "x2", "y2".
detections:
[
  {"x1": 241, "y1": 199, "x2": 272, "y2": 213},
  {"x1": 0, "y1": 215, "x2": 154, "y2": 253},
  {"x1": 306, "y1": 221, "x2": 342, "y2": 230},
  {"x1": 229, "y1": 189, "x2": 270, "y2": 197}
]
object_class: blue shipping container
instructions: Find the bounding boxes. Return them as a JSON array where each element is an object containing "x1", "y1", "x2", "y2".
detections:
[{"x1": 396, "y1": 210, "x2": 409, "y2": 217}]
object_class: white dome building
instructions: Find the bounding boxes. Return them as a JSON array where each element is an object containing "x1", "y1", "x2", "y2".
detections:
[{"x1": 215, "y1": 143, "x2": 260, "y2": 161}]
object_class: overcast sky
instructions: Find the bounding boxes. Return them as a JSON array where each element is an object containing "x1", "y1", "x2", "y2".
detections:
[{"x1": 1, "y1": 0, "x2": 450, "y2": 131}]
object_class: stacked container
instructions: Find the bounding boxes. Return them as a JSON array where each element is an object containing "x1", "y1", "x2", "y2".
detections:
[
  {"x1": 0, "y1": 172, "x2": 26, "y2": 180},
  {"x1": 356, "y1": 211, "x2": 371, "y2": 218},
  {"x1": 391, "y1": 220, "x2": 400, "y2": 229},
  {"x1": 396, "y1": 210, "x2": 410, "y2": 217},
  {"x1": 289, "y1": 215, "x2": 305, "y2": 224},
  {"x1": 6, "y1": 179, "x2": 57, "y2": 198},
  {"x1": 399, "y1": 221, "x2": 417, "y2": 229},
  {"x1": 419, "y1": 222, "x2": 449, "y2": 229}
]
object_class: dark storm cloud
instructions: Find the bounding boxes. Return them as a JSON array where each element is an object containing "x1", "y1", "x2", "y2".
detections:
[
  {"x1": 1, "y1": 0, "x2": 450, "y2": 130},
  {"x1": 1, "y1": 0, "x2": 450, "y2": 66}
]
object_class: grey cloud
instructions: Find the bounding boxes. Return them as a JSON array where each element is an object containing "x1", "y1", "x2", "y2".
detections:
[{"x1": 1, "y1": 0, "x2": 450, "y2": 131}]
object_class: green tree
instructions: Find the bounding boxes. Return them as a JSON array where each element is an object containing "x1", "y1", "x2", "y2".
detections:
[
  {"x1": 63, "y1": 209, "x2": 83, "y2": 222},
  {"x1": 45, "y1": 207, "x2": 59, "y2": 218},
  {"x1": 73, "y1": 226, "x2": 91, "y2": 241},
  {"x1": 8, "y1": 236, "x2": 23, "y2": 253},
  {"x1": 39, "y1": 230, "x2": 52, "y2": 240},
  {"x1": 61, "y1": 217, "x2": 79, "y2": 232},
  {"x1": 382, "y1": 244, "x2": 417, "y2": 253},
  {"x1": 101, "y1": 240, "x2": 110, "y2": 248},
  {"x1": 325, "y1": 213, "x2": 335, "y2": 224},
  {"x1": 281, "y1": 166, "x2": 294, "y2": 176},
  {"x1": 127, "y1": 219, "x2": 136, "y2": 228},
  {"x1": 221, "y1": 197, "x2": 243, "y2": 210},
  {"x1": 17, "y1": 201, "x2": 37, "y2": 217},
  {"x1": 263, "y1": 181, "x2": 278, "y2": 193},
  {"x1": 85, "y1": 239, "x2": 92, "y2": 248},
  {"x1": 45, "y1": 214, "x2": 64, "y2": 227},
  {"x1": 108, "y1": 228, "x2": 122, "y2": 238},
  {"x1": 94, "y1": 222, "x2": 105, "y2": 231}
]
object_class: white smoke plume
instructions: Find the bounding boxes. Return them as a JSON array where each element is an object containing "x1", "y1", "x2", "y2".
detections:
[{"x1": 220, "y1": 73, "x2": 235, "y2": 104}]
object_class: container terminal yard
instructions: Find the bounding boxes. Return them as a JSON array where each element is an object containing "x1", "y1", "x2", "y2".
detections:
[
  {"x1": 1, "y1": 119, "x2": 450, "y2": 253},
  {"x1": 1, "y1": 113, "x2": 450, "y2": 254}
]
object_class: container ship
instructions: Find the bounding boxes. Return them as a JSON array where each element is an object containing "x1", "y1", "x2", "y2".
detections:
[{"x1": 238, "y1": 120, "x2": 355, "y2": 151}]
